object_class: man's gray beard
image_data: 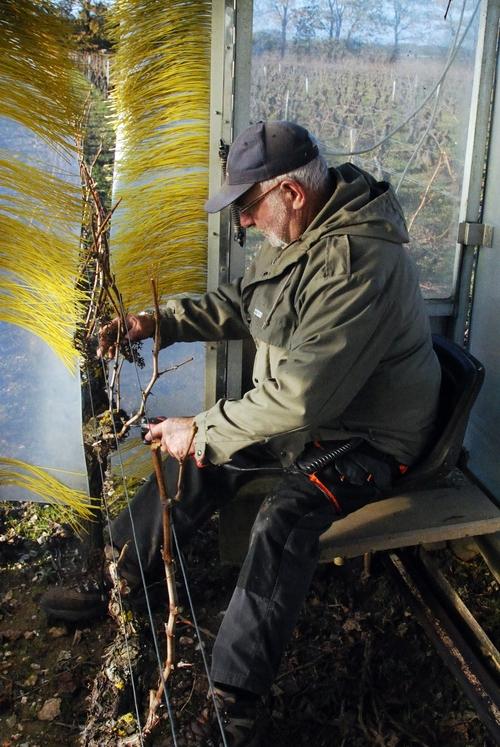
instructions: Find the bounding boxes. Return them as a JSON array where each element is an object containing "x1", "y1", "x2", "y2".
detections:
[
  {"x1": 264, "y1": 192, "x2": 288, "y2": 249},
  {"x1": 265, "y1": 231, "x2": 287, "y2": 249}
]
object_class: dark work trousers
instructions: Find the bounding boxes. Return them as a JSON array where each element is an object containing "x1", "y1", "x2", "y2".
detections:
[{"x1": 109, "y1": 445, "x2": 393, "y2": 695}]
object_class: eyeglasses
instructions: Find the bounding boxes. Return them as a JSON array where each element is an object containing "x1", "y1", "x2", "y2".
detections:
[{"x1": 236, "y1": 182, "x2": 281, "y2": 215}]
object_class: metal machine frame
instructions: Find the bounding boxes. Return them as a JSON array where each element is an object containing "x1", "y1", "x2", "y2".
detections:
[{"x1": 206, "y1": 0, "x2": 499, "y2": 405}]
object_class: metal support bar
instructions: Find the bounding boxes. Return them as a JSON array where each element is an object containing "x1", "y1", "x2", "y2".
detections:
[
  {"x1": 458, "y1": 221, "x2": 494, "y2": 248},
  {"x1": 205, "y1": 0, "x2": 238, "y2": 408},
  {"x1": 387, "y1": 550, "x2": 500, "y2": 742},
  {"x1": 452, "y1": 1, "x2": 500, "y2": 345},
  {"x1": 475, "y1": 532, "x2": 500, "y2": 585},
  {"x1": 418, "y1": 548, "x2": 500, "y2": 677},
  {"x1": 225, "y1": 0, "x2": 254, "y2": 401},
  {"x1": 205, "y1": 0, "x2": 254, "y2": 407}
]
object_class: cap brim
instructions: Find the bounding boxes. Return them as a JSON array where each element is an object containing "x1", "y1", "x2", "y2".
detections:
[{"x1": 204, "y1": 180, "x2": 255, "y2": 213}]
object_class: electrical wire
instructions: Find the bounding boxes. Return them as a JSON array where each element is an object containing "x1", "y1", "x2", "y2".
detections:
[
  {"x1": 395, "y1": 0, "x2": 469, "y2": 193},
  {"x1": 325, "y1": 0, "x2": 481, "y2": 158},
  {"x1": 395, "y1": 83, "x2": 443, "y2": 194}
]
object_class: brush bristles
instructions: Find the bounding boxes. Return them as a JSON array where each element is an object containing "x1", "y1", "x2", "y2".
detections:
[
  {"x1": 0, "y1": 458, "x2": 94, "y2": 534},
  {"x1": 0, "y1": 2, "x2": 88, "y2": 516},
  {"x1": 109, "y1": 0, "x2": 211, "y2": 310},
  {"x1": 0, "y1": 156, "x2": 86, "y2": 371},
  {"x1": 0, "y1": 0, "x2": 87, "y2": 371},
  {"x1": 0, "y1": 0, "x2": 86, "y2": 152}
]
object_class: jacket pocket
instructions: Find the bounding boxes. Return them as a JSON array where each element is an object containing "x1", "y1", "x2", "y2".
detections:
[{"x1": 323, "y1": 235, "x2": 351, "y2": 278}]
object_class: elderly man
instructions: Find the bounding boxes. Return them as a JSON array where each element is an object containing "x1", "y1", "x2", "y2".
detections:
[{"x1": 42, "y1": 121, "x2": 441, "y2": 746}]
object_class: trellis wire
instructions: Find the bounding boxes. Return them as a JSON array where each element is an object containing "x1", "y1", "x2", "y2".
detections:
[
  {"x1": 172, "y1": 522, "x2": 230, "y2": 747},
  {"x1": 83, "y1": 360, "x2": 145, "y2": 745},
  {"x1": 102, "y1": 298, "x2": 228, "y2": 745},
  {"x1": 98, "y1": 355, "x2": 179, "y2": 746}
]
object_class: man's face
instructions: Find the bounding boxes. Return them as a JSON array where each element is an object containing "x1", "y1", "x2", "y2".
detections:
[{"x1": 236, "y1": 182, "x2": 291, "y2": 248}]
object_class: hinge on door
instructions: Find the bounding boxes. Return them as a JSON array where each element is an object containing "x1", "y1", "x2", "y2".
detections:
[{"x1": 458, "y1": 222, "x2": 494, "y2": 247}]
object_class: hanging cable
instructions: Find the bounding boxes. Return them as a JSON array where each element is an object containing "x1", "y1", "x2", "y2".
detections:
[
  {"x1": 219, "y1": 139, "x2": 246, "y2": 247},
  {"x1": 395, "y1": 0, "x2": 469, "y2": 193},
  {"x1": 395, "y1": 84, "x2": 443, "y2": 194},
  {"x1": 325, "y1": 0, "x2": 481, "y2": 158}
]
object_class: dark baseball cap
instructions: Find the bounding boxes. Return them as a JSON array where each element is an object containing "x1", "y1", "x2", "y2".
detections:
[{"x1": 204, "y1": 121, "x2": 319, "y2": 213}]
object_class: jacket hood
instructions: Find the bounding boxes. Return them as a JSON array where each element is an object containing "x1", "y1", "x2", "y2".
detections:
[{"x1": 304, "y1": 164, "x2": 410, "y2": 246}]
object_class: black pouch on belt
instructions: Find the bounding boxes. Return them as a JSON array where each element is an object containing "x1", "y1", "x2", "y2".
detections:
[{"x1": 292, "y1": 438, "x2": 396, "y2": 513}]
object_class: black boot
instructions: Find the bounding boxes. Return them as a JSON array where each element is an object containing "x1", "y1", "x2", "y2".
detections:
[
  {"x1": 39, "y1": 585, "x2": 108, "y2": 623},
  {"x1": 39, "y1": 544, "x2": 142, "y2": 623},
  {"x1": 183, "y1": 687, "x2": 261, "y2": 747}
]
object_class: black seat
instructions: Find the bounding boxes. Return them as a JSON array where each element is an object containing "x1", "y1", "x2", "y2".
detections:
[
  {"x1": 316, "y1": 336, "x2": 493, "y2": 562},
  {"x1": 395, "y1": 334, "x2": 485, "y2": 488}
]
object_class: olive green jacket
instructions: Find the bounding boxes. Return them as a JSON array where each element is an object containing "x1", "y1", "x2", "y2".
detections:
[{"x1": 159, "y1": 164, "x2": 441, "y2": 467}]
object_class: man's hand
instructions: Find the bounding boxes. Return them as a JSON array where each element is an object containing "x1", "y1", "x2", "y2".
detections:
[
  {"x1": 144, "y1": 416, "x2": 197, "y2": 461},
  {"x1": 98, "y1": 313, "x2": 156, "y2": 359}
]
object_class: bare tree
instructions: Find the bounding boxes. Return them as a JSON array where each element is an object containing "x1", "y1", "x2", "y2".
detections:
[
  {"x1": 323, "y1": 0, "x2": 345, "y2": 41},
  {"x1": 342, "y1": 0, "x2": 374, "y2": 50},
  {"x1": 272, "y1": 0, "x2": 296, "y2": 58},
  {"x1": 294, "y1": 3, "x2": 324, "y2": 55},
  {"x1": 373, "y1": 0, "x2": 424, "y2": 62}
]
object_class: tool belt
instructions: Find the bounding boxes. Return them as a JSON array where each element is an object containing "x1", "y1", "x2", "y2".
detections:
[
  {"x1": 291, "y1": 438, "x2": 403, "y2": 514},
  {"x1": 293, "y1": 438, "x2": 364, "y2": 474}
]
